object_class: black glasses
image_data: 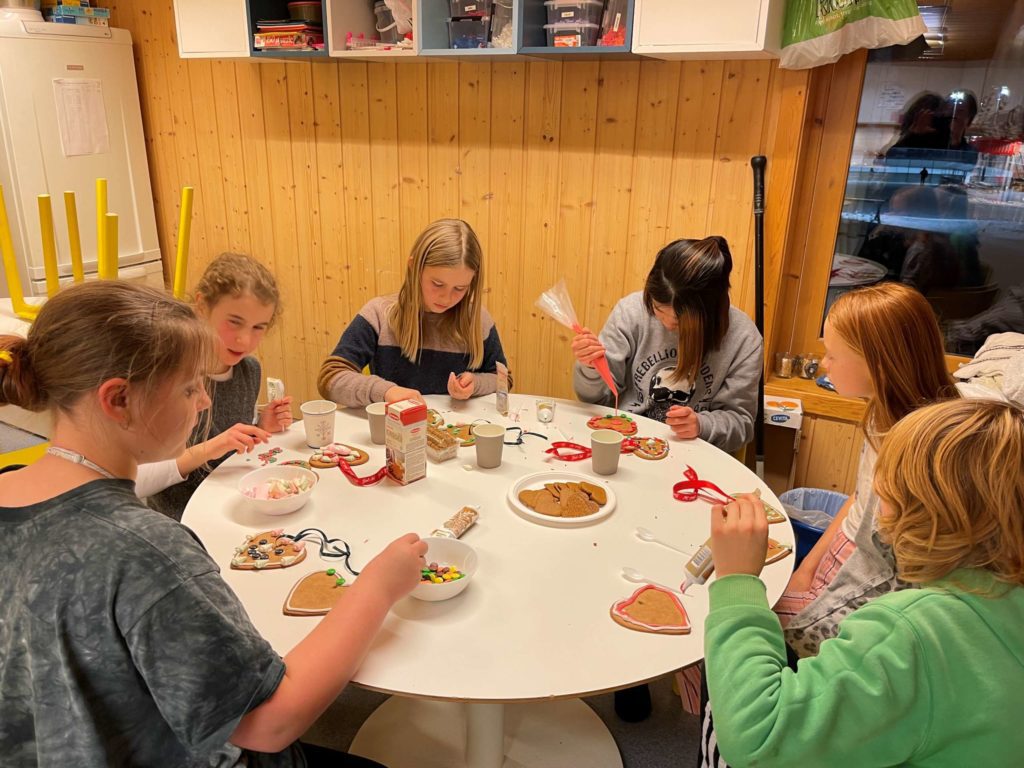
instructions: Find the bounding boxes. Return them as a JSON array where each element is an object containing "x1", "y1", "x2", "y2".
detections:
[{"x1": 504, "y1": 426, "x2": 549, "y2": 446}]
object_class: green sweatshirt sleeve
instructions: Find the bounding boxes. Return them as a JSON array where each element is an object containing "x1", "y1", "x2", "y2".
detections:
[{"x1": 705, "y1": 575, "x2": 931, "y2": 767}]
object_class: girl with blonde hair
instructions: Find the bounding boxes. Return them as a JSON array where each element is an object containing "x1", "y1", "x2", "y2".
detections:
[
  {"x1": 0, "y1": 281, "x2": 425, "y2": 766},
  {"x1": 319, "y1": 218, "x2": 511, "y2": 406},
  {"x1": 775, "y1": 281, "x2": 958, "y2": 653},
  {"x1": 705, "y1": 398, "x2": 1024, "y2": 765}
]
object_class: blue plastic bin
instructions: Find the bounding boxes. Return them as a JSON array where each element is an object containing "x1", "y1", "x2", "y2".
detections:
[{"x1": 779, "y1": 488, "x2": 849, "y2": 565}]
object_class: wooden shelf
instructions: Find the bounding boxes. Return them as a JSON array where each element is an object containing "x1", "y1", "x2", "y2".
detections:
[{"x1": 765, "y1": 375, "x2": 866, "y2": 423}]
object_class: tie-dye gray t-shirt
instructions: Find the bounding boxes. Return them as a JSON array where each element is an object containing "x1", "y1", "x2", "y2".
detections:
[{"x1": 0, "y1": 478, "x2": 296, "y2": 767}]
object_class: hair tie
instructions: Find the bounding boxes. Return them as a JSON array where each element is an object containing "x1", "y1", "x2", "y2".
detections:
[{"x1": 0, "y1": 350, "x2": 12, "y2": 364}]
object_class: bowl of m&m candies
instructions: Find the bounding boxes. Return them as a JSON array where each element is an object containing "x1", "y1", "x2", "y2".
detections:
[
  {"x1": 411, "y1": 537, "x2": 478, "y2": 602},
  {"x1": 238, "y1": 465, "x2": 318, "y2": 516}
]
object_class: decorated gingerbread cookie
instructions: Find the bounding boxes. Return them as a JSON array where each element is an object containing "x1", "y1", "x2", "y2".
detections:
[
  {"x1": 446, "y1": 423, "x2": 476, "y2": 447},
  {"x1": 426, "y1": 409, "x2": 445, "y2": 428},
  {"x1": 309, "y1": 443, "x2": 369, "y2": 468},
  {"x1": 766, "y1": 538, "x2": 793, "y2": 564},
  {"x1": 280, "y1": 459, "x2": 312, "y2": 470},
  {"x1": 283, "y1": 569, "x2": 350, "y2": 616},
  {"x1": 630, "y1": 437, "x2": 668, "y2": 460},
  {"x1": 587, "y1": 413, "x2": 638, "y2": 436},
  {"x1": 611, "y1": 585, "x2": 691, "y2": 635},
  {"x1": 231, "y1": 530, "x2": 308, "y2": 570}
]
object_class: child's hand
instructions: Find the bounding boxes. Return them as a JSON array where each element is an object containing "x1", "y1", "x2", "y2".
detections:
[
  {"x1": 666, "y1": 406, "x2": 701, "y2": 440},
  {"x1": 711, "y1": 494, "x2": 769, "y2": 579},
  {"x1": 385, "y1": 386, "x2": 423, "y2": 404},
  {"x1": 448, "y1": 372, "x2": 475, "y2": 400},
  {"x1": 205, "y1": 423, "x2": 271, "y2": 461},
  {"x1": 571, "y1": 328, "x2": 606, "y2": 367},
  {"x1": 258, "y1": 396, "x2": 293, "y2": 433},
  {"x1": 357, "y1": 533, "x2": 429, "y2": 604}
]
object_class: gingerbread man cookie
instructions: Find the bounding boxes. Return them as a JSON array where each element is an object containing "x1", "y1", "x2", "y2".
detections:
[
  {"x1": 587, "y1": 413, "x2": 638, "y2": 436},
  {"x1": 231, "y1": 530, "x2": 308, "y2": 570},
  {"x1": 309, "y1": 443, "x2": 369, "y2": 468}
]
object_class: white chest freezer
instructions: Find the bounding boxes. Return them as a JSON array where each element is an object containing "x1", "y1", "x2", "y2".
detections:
[{"x1": 0, "y1": 16, "x2": 162, "y2": 296}]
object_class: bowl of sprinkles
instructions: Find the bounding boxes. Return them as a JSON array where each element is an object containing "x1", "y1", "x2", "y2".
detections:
[{"x1": 411, "y1": 537, "x2": 478, "y2": 602}]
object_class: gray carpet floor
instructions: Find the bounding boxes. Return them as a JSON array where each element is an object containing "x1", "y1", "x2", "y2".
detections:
[{"x1": 303, "y1": 674, "x2": 699, "y2": 768}]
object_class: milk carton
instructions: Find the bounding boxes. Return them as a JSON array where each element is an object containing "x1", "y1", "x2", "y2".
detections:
[{"x1": 385, "y1": 399, "x2": 427, "y2": 485}]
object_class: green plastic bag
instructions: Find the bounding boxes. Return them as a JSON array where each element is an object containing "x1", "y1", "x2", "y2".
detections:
[{"x1": 780, "y1": 0, "x2": 926, "y2": 70}]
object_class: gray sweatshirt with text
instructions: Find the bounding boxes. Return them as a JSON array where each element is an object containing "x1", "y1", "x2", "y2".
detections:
[{"x1": 573, "y1": 293, "x2": 762, "y2": 453}]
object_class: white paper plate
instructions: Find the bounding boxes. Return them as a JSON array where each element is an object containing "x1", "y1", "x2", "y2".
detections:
[{"x1": 507, "y1": 470, "x2": 617, "y2": 527}]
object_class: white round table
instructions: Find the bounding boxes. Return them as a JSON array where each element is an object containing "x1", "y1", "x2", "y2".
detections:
[{"x1": 184, "y1": 394, "x2": 793, "y2": 768}]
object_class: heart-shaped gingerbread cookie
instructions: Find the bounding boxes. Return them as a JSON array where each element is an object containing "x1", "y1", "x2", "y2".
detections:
[
  {"x1": 611, "y1": 585, "x2": 691, "y2": 634},
  {"x1": 283, "y1": 570, "x2": 351, "y2": 616},
  {"x1": 231, "y1": 530, "x2": 307, "y2": 570}
]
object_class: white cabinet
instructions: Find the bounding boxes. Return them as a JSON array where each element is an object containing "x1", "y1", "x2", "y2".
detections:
[
  {"x1": 632, "y1": 0, "x2": 784, "y2": 59},
  {"x1": 173, "y1": 0, "x2": 251, "y2": 58}
]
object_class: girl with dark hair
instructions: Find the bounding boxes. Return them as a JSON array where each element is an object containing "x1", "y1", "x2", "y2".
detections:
[{"x1": 572, "y1": 236, "x2": 762, "y2": 453}]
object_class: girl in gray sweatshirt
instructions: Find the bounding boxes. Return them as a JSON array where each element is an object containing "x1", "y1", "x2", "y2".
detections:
[{"x1": 572, "y1": 236, "x2": 762, "y2": 454}]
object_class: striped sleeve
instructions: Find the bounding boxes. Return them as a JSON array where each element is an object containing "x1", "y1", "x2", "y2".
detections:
[
  {"x1": 470, "y1": 310, "x2": 512, "y2": 396},
  {"x1": 318, "y1": 311, "x2": 395, "y2": 408}
]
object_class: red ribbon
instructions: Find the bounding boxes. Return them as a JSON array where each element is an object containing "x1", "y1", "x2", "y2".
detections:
[
  {"x1": 545, "y1": 440, "x2": 640, "y2": 462},
  {"x1": 336, "y1": 458, "x2": 389, "y2": 486},
  {"x1": 672, "y1": 465, "x2": 733, "y2": 505}
]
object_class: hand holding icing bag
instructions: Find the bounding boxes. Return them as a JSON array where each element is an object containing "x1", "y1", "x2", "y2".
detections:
[{"x1": 536, "y1": 278, "x2": 618, "y2": 399}]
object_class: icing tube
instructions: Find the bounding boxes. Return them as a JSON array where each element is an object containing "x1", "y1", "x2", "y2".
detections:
[
  {"x1": 681, "y1": 538, "x2": 714, "y2": 592},
  {"x1": 572, "y1": 322, "x2": 618, "y2": 397}
]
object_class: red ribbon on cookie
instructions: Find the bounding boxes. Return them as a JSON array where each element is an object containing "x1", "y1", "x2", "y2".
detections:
[
  {"x1": 336, "y1": 458, "x2": 389, "y2": 486},
  {"x1": 672, "y1": 465, "x2": 733, "y2": 505},
  {"x1": 545, "y1": 440, "x2": 641, "y2": 462}
]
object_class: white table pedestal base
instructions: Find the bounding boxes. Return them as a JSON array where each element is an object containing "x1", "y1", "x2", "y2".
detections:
[{"x1": 349, "y1": 697, "x2": 623, "y2": 768}]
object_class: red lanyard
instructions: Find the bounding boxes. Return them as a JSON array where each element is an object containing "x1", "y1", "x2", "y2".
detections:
[
  {"x1": 672, "y1": 465, "x2": 733, "y2": 504},
  {"x1": 545, "y1": 439, "x2": 640, "y2": 462},
  {"x1": 337, "y1": 458, "x2": 389, "y2": 486}
]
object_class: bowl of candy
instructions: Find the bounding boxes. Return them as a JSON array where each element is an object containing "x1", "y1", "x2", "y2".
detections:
[
  {"x1": 411, "y1": 536, "x2": 478, "y2": 602},
  {"x1": 238, "y1": 465, "x2": 318, "y2": 516}
]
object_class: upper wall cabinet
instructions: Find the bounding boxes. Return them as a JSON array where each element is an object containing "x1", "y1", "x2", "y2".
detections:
[
  {"x1": 631, "y1": 0, "x2": 784, "y2": 59},
  {"x1": 174, "y1": 0, "x2": 252, "y2": 58}
]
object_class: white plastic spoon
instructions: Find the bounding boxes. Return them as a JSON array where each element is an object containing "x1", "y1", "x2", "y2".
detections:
[
  {"x1": 635, "y1": 527, "x2": 694, "y2": 557},
  {"x1": 621, "y1": 567, "x2": 689, "y2": 597}
]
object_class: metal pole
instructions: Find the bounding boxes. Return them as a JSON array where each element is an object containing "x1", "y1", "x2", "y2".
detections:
[{"x1": 750, "y1": 156, "x2": 767, "y2": 467}]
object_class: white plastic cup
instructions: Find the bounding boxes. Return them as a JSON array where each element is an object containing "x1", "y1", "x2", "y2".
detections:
[
  {"x1": 591, "y1": 429, "x2": 623, "y2": 476},
  {"x1": 472, "y1": 423, "x2": 505, "y2": 469},
  {"x1": 300, "y1": 400, "x2": 337, "y2": 448},
  {"x1": 366, "y1": 402, "x2": 387, "y2": 445}
]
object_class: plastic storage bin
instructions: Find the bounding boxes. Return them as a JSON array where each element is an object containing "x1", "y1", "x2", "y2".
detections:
[
  {"x1": 598, "y1": 0, "x2": 627, "y2": 46},
  {"x1": 448, "y1": 16, "x2": 491, "y2": 48},
  {"x1": 544, "y1": 0, "x2": 605, "y2": 25},
  {"x1": 374, "y1": 1, "x2": 399, "y2": 44},
  {"x1": 450, "y1": 0, "x2": 493, "y2": 17},
  {"x1": 779, "y1": 488, "x2": 849, "y2": 565},
  {"x1": 288, "y1": 1, "x2": 323, "y2": 24},
  {"x1": 491, "y1": 0, "x2": 513, "y2": 47},
  {"x1": 544, "y1": 21, "x2": 599, "y2": 47}
]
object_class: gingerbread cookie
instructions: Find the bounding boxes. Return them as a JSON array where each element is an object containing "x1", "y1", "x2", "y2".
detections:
[
  {"x1": 631, "y1": 437, "x2": 668, "y2": 460},
  {"x1": 426, "y1": 409, "x2": 445, "y2": 428},
  {"x1": 518, "y1": 482, "x2": 604, "y2": 518},
  {"x1": 446, "y1": 423, "x2": 476, "y2": 447},
  {"x1": 766, "y1": 538, "x2": 793, "y2": 564},
  {"x1": 611, "y1": 585, "x2": 691, "y2": 635},
  {"x1": 309, "y1": 443, "x2": 369, "y2": 468},
  {"x1": 587, "y1": 413, "x2": 638, "y2": 436},
  {"x1": 231, "y1": 530, "x2": 308, "y2": 570},
  {"x1": 283, "y1": 569, "x2": 350, "y2": 616},
  {"x1": 280, "y1": 459, "x2": 312, "y2": 470}
]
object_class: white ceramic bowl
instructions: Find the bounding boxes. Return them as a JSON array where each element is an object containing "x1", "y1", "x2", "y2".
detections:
[
  {"x1": 237, "y1": 465, "x2": 318, "y2": 516},
  {"x1": 411, "y1": 537, "x2": 478, "y2": 602}
]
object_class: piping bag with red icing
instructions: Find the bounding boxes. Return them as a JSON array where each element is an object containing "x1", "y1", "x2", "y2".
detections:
[{"x1": 536, "y1": 279, "x2": 619, "y2": 403}]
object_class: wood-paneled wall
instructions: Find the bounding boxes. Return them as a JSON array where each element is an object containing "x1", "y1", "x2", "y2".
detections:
[{"x1": 108, "y1": 2, "x2": 813, "y2": 406}]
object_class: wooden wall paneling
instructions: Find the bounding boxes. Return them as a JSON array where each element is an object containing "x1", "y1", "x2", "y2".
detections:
[
  {"x1": 367, "y1": 65, "x2": 404, "y2": 296},
  {"x1": 395, "y1": 64, "x2": 430, "y2": 264},
  {"x1": 338, "y1": 65, "x2": 377, "y2": 314},
  {"x1": 427, "y1": 63, "x2": 460, "y2": 220},
  {"x1": 457, "y1": 62, "x2": 493, "y2": 296},
  {"x1": 260, "y1": 63, "x2": 311, "y2": 392},
  {"x1": 233, "y1": 62, "x2": 285, "y2": 374},
  {"x1": 666, "y1": 62, "x2": 723, "y2": 242},
  {"x1": 582, "y1": 61, "x2": 641, "y2": 337},
  {"x1": 796, "y1": 417, "x2": 859, "y2": 493},
  {"x1": 547, "y1": 62, "x2": 600, "y2": 398},
  {"x1": 486, "y1": 62, "x2": 527, "y2": 375},
  {"x1": 623, "y1": 61, "x2": 681, "y2": 291},
  {"x1": 792, "y1": 415, "x2": 816, "y2": 490},
  {"x1": 518, "y1": 61, "x2": 563, "y2": 397},
  {"x1": 842, "y1": 426, "x2": 866, "y2": 493},
  {"x1": 707, "y1": 60, "x2": 771, "y2": 318},
  {"x1": 310, "y1": 64, "x2": 351, "y2": 354},
  {"x1": 285, "y1": 62, "x2": 330, "y2": 394},
  {"x1": 210, "y1": 61, "x2": 254, "y2": 256},
  {"x1": 187, "y1": 60, "x2": 230, "y2": 256}
]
